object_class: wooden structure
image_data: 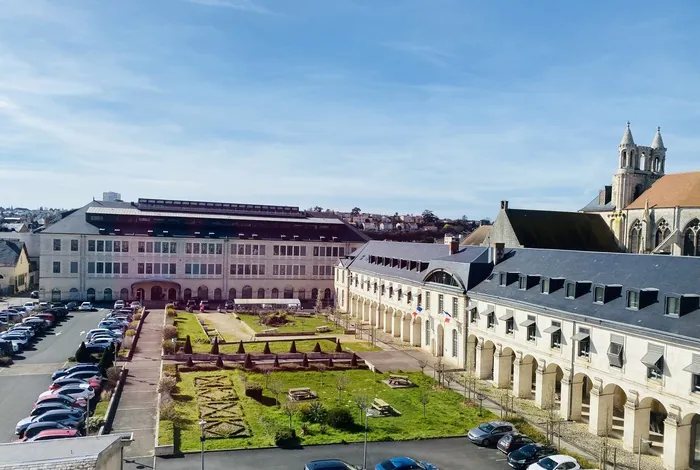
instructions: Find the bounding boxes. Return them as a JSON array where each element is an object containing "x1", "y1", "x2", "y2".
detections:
[
  {"x1": 315, "y1": 325, "x2": 331, "y2": 333},
  {"x1": 287, "y1": 387, "x2": 317, "y2": 401}
]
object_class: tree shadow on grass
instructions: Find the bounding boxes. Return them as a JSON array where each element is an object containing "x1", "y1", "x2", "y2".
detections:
[
  {"x1": 173, "y1": 394, "x2": 194, "y2": 403},
  {"x1": 173, "y1": 425, "x2": 183, "y2": 456},
  {"x1": 251, "y1": 395, "x2": 278, "y2": 407}
]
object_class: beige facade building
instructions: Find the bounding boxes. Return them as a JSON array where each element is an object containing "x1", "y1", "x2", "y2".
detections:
[
  {"x1": 0, "y1": 239, "x2": 29, "y2": 296},
  {"x1": 39, "y1": 198, "x2": 367, "y2": 305},
  {"x1": 336, "y1": 241, "x2": 700, "y2": 469}
]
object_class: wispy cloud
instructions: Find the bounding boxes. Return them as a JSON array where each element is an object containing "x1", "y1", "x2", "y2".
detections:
[
  {"x1": 383, "y1": 42, "x2": 454, "y2": 67},
  {"x1": 185, "y1": 0, "x2": 274, "y2": 15}
]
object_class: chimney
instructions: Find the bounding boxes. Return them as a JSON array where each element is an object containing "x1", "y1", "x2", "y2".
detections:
[
  {"x1": 598, "y1": 189, "x2": 606, "y2": 205},
  {"x1": 501, "y1": 200, "x2": 509, "y2": 210},
  {"x1": 490, "y1": 242, "x2": 505, "y2": 265},
  {"x1": 449, "y1": 239, "x2": 459, "y2": 255}
]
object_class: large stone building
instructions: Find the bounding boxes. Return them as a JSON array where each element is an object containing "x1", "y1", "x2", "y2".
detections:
[
  {"x1": 582, "y1": 123, "x2": 700, "y2": 256},
  {"x1": 38, "y1": 198, "x2": 367, "y2": 305},
  {"x1": 335, "y1": 241, "x2": 700, "y2": 470}
]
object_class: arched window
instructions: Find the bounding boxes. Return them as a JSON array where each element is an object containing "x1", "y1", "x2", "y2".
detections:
[
  {"x1": 633, "y1": 184, "x2": 643, "y2": 201},
  {"x1": 452, "y1": 329, "x2": 458, "y2": 357},
  {"x1": 183, "y1": 288, "x2": 192, "y2": 301},
  {"x1": 425, "y1": 318, "x2": 431, "y2": 346},
  {"x1": 119, "y1": 288, "x2": 129, "y2": 300},
  {"x1": 214, "y1": 288, "x2": 222, "y2": 301},
  {"x1": 425, "y1": 270, "x2": 461, "y2": 288},
  {"x1": 198, "y1": 286, "x2": 209, "y2": 300},
  {"x1": 103, "y1": 288, "x2": 113, "y2": 301},
  {"x1": 407, "y1": 291, "x2": 413, "y2": 304},
  {"x1": 621, "y1": 150, "x2": 627, "y2": 167},
  {"x1": 51, "y1": 288, "x2": 61, "y2": 302},
  {"x1": 228, "y1": 288, "x2": 236, "y2": 300},
  {"x1": 87, "y1": 288, "x2": 96, "y2": 302},
  {"x1": 283, "y1": 286, "x2": 294, "y2": 299},
  {"x1": 683, "y1": 220, "x2": 700, "y2": 256},
  {"x1": 655, "y1": 220, "x2": 671, "y2": 253},
  {"x1": 70, "y1": 288, "x2": 80, "y2": 300},
  {"x1": 311, "y1": 288, "x2": 319, "y2": 300},
  {"x1": 324, "y1": 288, "x2": 332, "y2": 300},
  {"x1": 257, "y1": 287, "x2": 265, "y2": 299},
  {"x1": 654, "y1": 157, "x2": 661, "y2": 172},
  {"x1": 271, "y1": 288, "x2": 279, "y2": 299},
  {"x1": 629, "y1": 220, "x2": 642, "y2": 253},
  {"x1": 242, "y1": 285, "x2": 253, "y2": 299},
  {"x1": 168, "y1": 288, "x2": 177, "y2": 301},
  {"x1": 298, "y1": 288, "x2": 305, "y2": 299}
]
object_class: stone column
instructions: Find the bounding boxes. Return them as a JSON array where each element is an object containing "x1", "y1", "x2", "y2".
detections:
[
  {"x1": 401, "y1": 315, "x2": 411, "y2": 343},
  {"x1": 411, "y1": 319, "x2": 421, "y2": 347},
  {"x1": 475, "y1": 343, "x2": 489, "y2": 379},
  {"x1": 534, "y1": 366, "x2": 549, "y2": 409},
  {"x1": 663, "y1": 407, "x2": 690, "y2": 470},
  {"x1": 559, "y1": 370, "x2": 572, "y2": 420},
  {"x1": 383, "y1": 310, "x2": 392, "y2": 334},
  {"x1": 513, "y1": 358, "x2": 533, "y2": 398},
  {"x1": 493, "y1": 350, "x2": 512, "y2": 388},
  {"x1": 393, "y1": 313, "x2": 401, "y2": 338},
  {"x1": 588, "y1": 380, "x2": 612, "y2": 436},
  {"x1": 623, "y1": 392, "x2": 649, "y2": 453}
]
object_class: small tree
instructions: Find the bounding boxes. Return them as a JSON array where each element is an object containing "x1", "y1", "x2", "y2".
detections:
[
  {"x1": 351, "y1": 207, "x2": 361, "y2": 216},
  {"x1": 263, "y1": 342, "x2": 271, "y2": 354},
  {"x1": 269, "y1": 377, "x2": 284, "y2": 407},
  {"x1": 210, "y1": 337, "x2": 220, "y2": 355},
  {"x1": 444, "y1": 371, "x2": 456, "y2": 390},
  {"x1": 434, "y1": 357, "x2": 445, "y2": 386},
  {"x1": 183, "y1": 335, "x2": 193, "y2": 354},
  {"x1": 261, "y1": 366, "x2": 273, "y2": 387},
  {"x1": 98, "y1": 344, "x2": 114, "y2": 373},
  {"x1": 315, "y1": 290, "x2": 323, "y2": 313},
  {"x1": 282, "y1": 399, "x2": 297, "y2": 429},
  {"x1": 334, "y1": 340, "x2": 342, "y2": 353},
  {"x1": 417, "y1": 359, "x2": 428, "y2": 375},
  {"x1": 75, "y1": 342, "x2": 90, "y2": 363},
  {"x1": 419, "y1": 389, "x2": 430, "y2": 418},
  {"x1": 353, "y1": 394, "x2": 370, "y2": 422},
  {"x1": 237, "y1": 340, "x2": 245, "y2": 354},
  {"x1": 317, "y1": 364, "x2": 327, "y2": 386},
  {"x1": 313, "y1": 342, "x2": 322, "y2": 353},
  {"x1": 289, "y1": 340, "x2": 297, "y2": 353},
  {"x1": 336, "y1": 374, "x2": 350, "y2": 401}
]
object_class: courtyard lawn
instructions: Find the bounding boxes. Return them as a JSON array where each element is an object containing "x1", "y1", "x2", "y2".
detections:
[
  {"x1": 174, "y1": 312, "x2": 209, "y2": 343},
  {"x1": 94, "y1": 399, "x2": 109, "y2": 419},
  {"x1": 162, "y1": 369, "x2": 495, "y2": 452},
  {"x1": 236, "y1": 312, "x2": 345, "y2": 334}
]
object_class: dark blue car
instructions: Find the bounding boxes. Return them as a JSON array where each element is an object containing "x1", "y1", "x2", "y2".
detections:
[{"x1": 375, "y1": 457, "x2": 438, "y2": 470}]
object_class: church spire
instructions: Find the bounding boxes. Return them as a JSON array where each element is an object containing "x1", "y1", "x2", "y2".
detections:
[
  {"x1": 652, "y1": 126, "x2": 665, "y2": 149},
  {"x1": 620, "y1": 121, "x2": 635, "y2": 146}
]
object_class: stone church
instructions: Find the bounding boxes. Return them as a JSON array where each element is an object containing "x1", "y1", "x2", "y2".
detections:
[{"x1": 581, "y1": 122, "x2": 700, "y2": 255}]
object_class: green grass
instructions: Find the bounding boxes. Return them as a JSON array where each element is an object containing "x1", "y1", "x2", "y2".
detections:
[
  {"x1": 214, "y1": 338, "x2": 380, "y2": 355},
  {"x1": 237, "y1": 312, "x2": 345, "y2": 334},
  {"x1": 174, "y1": 312, "x2": 209, "y2": 343},
  {"x1": 160, "y1": 369, "x2": 495, "y2": 452},
  {"x1": 94, "y1": 399, "x2": 109, "y2": 419}
]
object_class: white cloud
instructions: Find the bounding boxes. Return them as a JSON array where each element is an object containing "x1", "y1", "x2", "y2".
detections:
[{"x1": 185, "y1": 0, "x2": 274, "y2": 15}]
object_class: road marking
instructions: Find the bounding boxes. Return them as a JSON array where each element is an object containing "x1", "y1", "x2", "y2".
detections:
[
  {"x1": 80, "y1": 330, "x2": 86, "y2": 335},
  {"x1": 54, "y1": 331, "x2": 63, "y2": 336}
]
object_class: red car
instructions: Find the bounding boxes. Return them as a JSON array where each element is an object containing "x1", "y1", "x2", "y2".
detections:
[
  {"x1": 27, "y1": 429, "x2": 81, "y2": 441},
  {"x1": 34, "y1": 393, "x2": 86, "y2": 409},
  {"x1": 49, "y1": 377, "x2": 101, "y2": 392}
]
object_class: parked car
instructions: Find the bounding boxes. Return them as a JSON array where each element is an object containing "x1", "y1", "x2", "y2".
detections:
[
  {"x1": 50, "y1": 376, "x2": 101, "y2": 391},
  {"x1": 51, "y1": 363, "x2": 101, "y2": 381},
  {"x1": 65, "y1": 301, "x2": 79, "y2": 311},
  {"x1": 467, "y1": 421, "x2": 515, "y2": 446},
  {"x1": 375, "y1": 457, "x2": 438, "y2": 470},
  {"x1": 34, "y1": 393, "x2": 86, "y2": 410},
  {"x1": 199, "y1": 300, "x2": 209, "y2": 310},
  {"x1": 13, "y1": 422, "x2": 71, "y2": 442},
  {"x1": 65, "y1": 370, "x2": 103, "y2": 382},
  {"x1": 9, "y1": 325, "x2": 36, "y2": 338},
  {"x1": 30, "y1": 402, "x2": 76, "y2": 417},
  {"x1": 47, "y1": 306, "x2": 69, "y2": 319},
  {"x1": 78, "y1": 302, "x2": 95, "y2": 311},
  {"x1": 498, "y1": 433, "x2": 537, "y2": 454},
  {"x1": 0, "y1": 333, "x2": 29, "y2": 349},
  {"x1": 113, "y1": 300, "x2": 125, "y2": 309},
  {"x1": 507, "y1": 443, "x2": 558, "y2": 469},
  {"x1": 91, "y1": 334, "x2": 122, "y2": 346},
  {"x1": 305, "y1": 459, "x2": 359, "y2": 470},
  {"x1": 86, "y1": 328, "x2": 122, "y2": 340},
  {"x1": 89, "y1": 337, "x2": 117, "y2": 348},
  {"x1": 27, "y1": 428, "x2": 82, "y2": 441},
  {"x1": 30, "y1": 291, "x2": 39, "y2": 298},
  {"x1": 129, "y1": 301, "x2": 141, "y2": 309},
  {"x1": 34, "y1": 312, "x2": 56, "y2": 327},
  {"x1": 16, "y1": 409, "x2": 85, "y2": 437},
  {"x1": 0, "y1": 339, "x2": 14, "y2": 356},
  {"x1": 39, "y1": 384, "x2": 94, "y2": 401},
  {"x1": 224, "y1": 300, "x2": 234, "y2": 309},
  {"x1": 526, "y1": 455, "x2": 581, "y2": 470}
]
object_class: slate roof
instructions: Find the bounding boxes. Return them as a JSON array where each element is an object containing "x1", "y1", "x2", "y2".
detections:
[
  {"x1": 626, "y1": 172, "x2": 700, "y2": 209},
  {"x1": 0, "y1": 240, "x2": 25, "y2": 267},
  {"x1": 580, "y1": 195, "x2": 615, "y2": 213},
  {"x1": 42, "y1": 200, "x2": 133, "y2": 235},
  {"x1": 505, "y1": 209, "x2": 619, "y2": 252},
  {"x1": 342, "y1": 240, "x2": 491, "y2": 289},
  {"x1": 461, "y1": 225, "x2": 491, "y2": 246},
  {"x1": 0, "y1": 434, "x2": 122, "y2": 467},
  {"x1": 469, "y1": 247, "x2": 700, "y2": 346}
]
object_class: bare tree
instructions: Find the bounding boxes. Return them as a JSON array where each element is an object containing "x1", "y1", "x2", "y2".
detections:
[
  {"x1": 336, "y1": 374, "x2": 350, "y2": 401},
  {"x1": 353, "y1": 394, "x2": 370, "y2": 422},
  {"x1": 269, "y1": 377, "x2": 284, "y2": 407},
  {"x1": 315, "y1": 290, "x2": 324, "y2": 313},
  {"x1": 417, "y1": 359, "x2": 428, "y2": 375},
  {"x1": 418, "y1": 389, "x2": 430, "y2": 418},
  {"x1": 281, "y1": 399, "x2": 297, "y2": 428},
  {"x1": 316, "y1": 364, "x2": 327, "y2": 386},
  {"x1": 261, "y1": 366, "x2": 273, "y2": 388},
  {"x1": 434, "y1": 357, "x2": 445, "y2": 386},
  {"x1": 444, "y1": 371, "x2": 456, "y2": 390}
]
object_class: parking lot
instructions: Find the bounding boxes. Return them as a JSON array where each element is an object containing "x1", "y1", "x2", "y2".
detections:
[{"x1": 0, "y1": 297, "x2": 108, "y2": 441}]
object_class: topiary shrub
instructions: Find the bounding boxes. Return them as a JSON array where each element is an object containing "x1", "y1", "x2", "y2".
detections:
[
  {"x1": 274, "y1": 427, "x2": 299, "y2": 448},
  {"x1": 326, "y1": 406, "x2": 354, "y2": 430},
  {"x1": 302, "y1": 353, "x2": 309, "y2": 368},
  {"x1": 327, "y1": 356, "x2": 333, "y2": 367},
  {"x1": 313, "y1": 342, "x2": 322, "y2": 353},
  {"x1": 186, "y1": 356, "x2": 194, "y2": 367},
  {"x1": 75, "y1": 342, "x2": 91, "y2": 363},
  {"x1": 335, "y1": 340, "x2": 342, "y2": 352},
  {"x1": 210, "y1": 337, "x2": 220, "y2": 355},
  {"x1": 216, "y1": 355, "x2": 224, "y2": 368},
  {"x1": 273, "y1": 354, "x2": 280, "y2": 368},
  {"x1": 183, "y1": 335, "x2": 193, "y2": 354},
  {"x1": 289, "y1": 340, "x2": 297, "y2": 353},
  {"x1": 351, "y1": 353, "x2": 358, "y2": 367},
  {"x1": 163, "y1": 325, "x2": 177, "y2": 341},
  {"x1": 237, "y1": 340, "x2": 245, "y2": 354},
  {"x1": 244, "y1": 382, "x2": 263, "y2": 399},
  {"x1": 166, "y1": 308, "x2": 176, "y2": 318},
  {"x1": 263, "y1": 342, "x2": 271, "y2": 354},
  {"x1": 125, "y1": 329, "x2": 136, "y2": 337},
  {"x1": 244, "y1": 353, "x2": 253, "y2": 369}
]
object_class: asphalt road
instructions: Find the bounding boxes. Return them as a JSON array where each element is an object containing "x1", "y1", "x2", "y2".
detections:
[
  {"x1": 147, "y1": 438, "x2": 513, "y2": 470},
  {"x1": 0, "y1": 305, "x2": 107, "y2": 441}
]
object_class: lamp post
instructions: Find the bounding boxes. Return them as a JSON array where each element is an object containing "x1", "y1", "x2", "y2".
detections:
[
  {"x1": 199, "y1": 419, "x2": 207, "y2": 470},
  {"x1": 637, "y1": 437, "x2": 653, "y2": 470},
  {"x1": 363, "y1": 408, "x2": 378, "y2": 469}
]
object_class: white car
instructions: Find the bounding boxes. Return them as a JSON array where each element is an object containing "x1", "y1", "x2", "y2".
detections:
[
  {"x1": 113, "y1": 300, "x2": 125, "y2": 309},
  {"x1": 78, "y1": 302, "x2": 94, "y2": 311},
  {"x1": 38, "y1": 384, "x2": 94, "y2": 401},
  {"x1": 23, "y1": 302, "x2": 36, "y2": 312},
  {"x1": 527, "y1": 455, "x2": 581, "y2": 470},
  {"x1": 86, "y1": 328, "x2": 122, "y2": 340}
]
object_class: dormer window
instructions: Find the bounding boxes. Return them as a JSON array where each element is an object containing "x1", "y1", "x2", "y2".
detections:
[
  {"x1": 540, "y1": 278, "x2": 550, "y2": 294},
  {"x1": 665, "y1": 294, "x2": 700, "y2": 316},
  {"x1": 626, "y1": 290, "x2": 640, "y2": 310},
  {"x1": 666, "y1": 295, "x2": 680, "y2": 316},
  {"x1": 519, "y1": 275, "x2": 527, "y2": 290},
  {"x1": 565, "y1": 282, "x2": 576, "y2": 299},
  {"x1": 499, "y1": 272, "x2": 506, "y2": 287},
  {"x1": 594, "y1": 286, "x2": 605, "y2": 304}
]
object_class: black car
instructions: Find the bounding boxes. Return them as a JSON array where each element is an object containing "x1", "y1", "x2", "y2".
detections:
[
  {"x1": 507, "y1": 443, "x2": 558, "y2": 469},
  {"x1": 47, "y1": 307, "x2": 69, "y2": 319},
  {"x1": 497, "y1": 433, "x2": 536, "y2": 454},
  {"x1": 224, "y1": 300, "x2": 234, "y2": 309},
  {"x1": 21, "y1": 422, "x2": 70, "y2": 440},
  {"x1": 30, "y1": 402, "x2": 75, "y2": 417},
  {"x1": 65, "y1": 302, "x2": 79, "y2": 311}
]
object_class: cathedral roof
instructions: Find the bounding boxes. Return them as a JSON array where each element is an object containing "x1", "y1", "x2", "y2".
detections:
[
  {"x1": 460, "y1": 225, "x2": 491, "y2": 246},
  {"x1": 651, "y1": 126, "x2": 665, "y2": 149},
  {"x1": 626, "y1": 171, "x2": 700, "y2": 209},
  {"x1": 620, "y1": 121, "x2": 635, "y2": 146}
]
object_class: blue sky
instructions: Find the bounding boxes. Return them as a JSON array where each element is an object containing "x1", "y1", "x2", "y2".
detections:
[{"x1": 1, "y1": 0, "x2": 699, "y2": 219}]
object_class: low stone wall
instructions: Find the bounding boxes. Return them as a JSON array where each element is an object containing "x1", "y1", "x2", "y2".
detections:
[
  {"x1": 99, "y1": 366, "x2": 129, "y2": 435},
  {"x1": 126, "y1": 308, "x2": 148, "y2": 362}
]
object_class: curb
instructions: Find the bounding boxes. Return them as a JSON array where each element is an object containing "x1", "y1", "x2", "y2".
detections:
[{"x1": 99, "y1": 366, "x2": 129, "y2": 435}]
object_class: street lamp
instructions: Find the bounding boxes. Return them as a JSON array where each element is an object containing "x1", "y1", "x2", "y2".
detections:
[
  {"x1": 199, "y1": 419, "x2": 207, "y2": 470},
  {"x1": 363, "y1": 408, "x2": 379, "y2": 469},
  {"x1": 637, "y1": 437, "x2": 653, "y2": 470}
]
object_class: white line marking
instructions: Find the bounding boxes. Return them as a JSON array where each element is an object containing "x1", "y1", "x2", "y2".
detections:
[
  {"x1": 80, "y1": 330, "x2": 85, "y2": 335},
  {"x1": 54, "y1": 331, "x2": 63, "y2": 336}
]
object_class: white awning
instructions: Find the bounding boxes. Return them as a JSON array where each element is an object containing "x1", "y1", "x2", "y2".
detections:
[
  {"x1": 572, "y1": 331, "x2": 589, "y2": 341},
  {"x1": 641, "y1": 345, "x2": 664, "y2": 370},
  {"x1": 499, "y1": 310, "x2": 513, "y2": 321},
  {"x1": 543, "y1": 325, "x2": 560, "y2": 334},
  {"x1": 520, "y1": 319, "x2": 536, "y2": 327}
]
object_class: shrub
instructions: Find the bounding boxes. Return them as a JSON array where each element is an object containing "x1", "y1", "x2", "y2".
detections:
[
  {"x1": 0, "y1": 356, "x2": 13, "y2": 366},
  {"x1": 335, "y1": 340, "x2": 342, "y2": 353},
  {"x1": 75, "y1": 342, "x2": 91, "y2": 363},
  {"x1": 128, "y1": 321, "x2": 139, "y2": 330},
  {"x1": 263, "y1": 342, "x2": 271, "y2": 354},
  {"x1": 302, "y1": 354, "x2": 309, "y2": 367},
  {"x1": 313, "y1": 342, "x2": 322, "y2": 353},
  {"x1": 289, "y1": 340, "x2": 297, "y2": 353},
  {"x1": 165, "y1": 303, "x2": 175, "y2": 309},
  {"x1": 101, "y1": 390, "x2": 113, "y2": 402},
  {"x1": 326, "y1": 406, "x2": 354, "y2": 429},
  {"x1": 133, "y1": 313, "x2": 142, "y2": 321},
  {"x1": 237, "y1": 341, "x2": 245, "y2": 354},
  {"x1": 158, "y1": 375, "x2": 177, "y2": 394},
  {"x1": 299, "y1": 401, "x2": 327, "y2": 424},
  {"x1": 274, "y1": 427, "x2": 298, "y2": 448},
  {"x1": 166, "y1": 308, "x2": 176, "y2": 318},
  {"x1": 162, "y1": 340, "x2": 176, "y2": 354},
  {"x1": 106, "y1": 366, "x2": 120, "y2": 387},
  {"x1": 186, "y1": 356, "x2": 194, "y2": 367},
  {"x1": 183, "y1": 335, "x2": 193, "y2": 354},
  {"x1": 215, "y1": 355, "x2": 224, "y2": 368},
  {"x1": 210, "y1": 337, "x2": 219, "y2": 355},
  {"x1": 244, "y1": 382, "x2": 263, "y2": 399},
  {"x1": 163, "y1": 325, "x2": 177, "y2": 341},
  {"x1": 87, "y1": 416, "x2": 105, "y2": 432},
  {"x1": 125, "y1": 329, "x2": 136, "y2": 337},
  {"x1": 159, "y1": 395, "x2": 177, "y2": 421},
  {"x1": 122, "y1": 336, "x2": 133, "y2": 349}
]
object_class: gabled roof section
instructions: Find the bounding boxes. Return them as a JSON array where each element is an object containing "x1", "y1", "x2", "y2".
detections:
[
  {"x1": 460, "y1": 225, "x2": 491, "y2": 245},
  {"x1": 42, "y1": 200, "x2": 132, "y2": 235},
  {"x1": 0, "y1": 240, "x2": 26, "y2": 267},
  {"x1": 580, "y1": 194, "x2": 615, "y2": 213},
  {"x1": 626, "y1": 172, "x2": 700, "y2": 209},
  {"x1": 504, "y1": 208, "x2": 619, "y2": 252},
  {"x1": 470, "y1": 248, "x2": 700, "y2": 344}
]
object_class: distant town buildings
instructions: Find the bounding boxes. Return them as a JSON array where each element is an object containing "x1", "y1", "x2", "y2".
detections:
[{"x1": 102, "y1": 191, "x2": 122, "y2": 202}]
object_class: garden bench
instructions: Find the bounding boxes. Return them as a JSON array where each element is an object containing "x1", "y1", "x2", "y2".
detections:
[
  {"x1": 315, "y1": 325, "x2": 331, "y2": 333},
  {"x1": 261, "y1": 328, "x2": 278, "y2": 334},
  {"x1": 388, "y1": 375, "x2": 411, "y2": 386},
  {"x1": 287, "y1": 387, "x2": 316, "y2": 401},
  {"x1": 295, "y1": 312, "x2": 312, "y2": 318},
  {"x1": 372, "y1": 398, "x2": 392, "y2": 415}
]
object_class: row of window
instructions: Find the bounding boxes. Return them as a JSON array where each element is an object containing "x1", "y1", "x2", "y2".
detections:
[
  {"x1": 184, "y1": 263, "x2": 222, "y2": 275},
  {"x1": 272, "y1": 265, "x2": 305, "y2": 276},
  {"x1": 185, "y1": 242, "x2": 223, "y2": 255},
  {"x1": 52, "y1": 239, "x2": 132, "y2": 253},
  {"x1": 88, "y1": 262, "x2": 131, "y2": 275},
  {"x1": 231, "y1": 244, "x2": 266, "y2": 256},
  {"x1": 53, "y1": 239, "x2": 81, "y2": 252},
  {"x1": 231, "y1": 264, "x2": 267, "y2": 276}
]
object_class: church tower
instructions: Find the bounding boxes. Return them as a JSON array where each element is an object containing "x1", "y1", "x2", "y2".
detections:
[{"x1": 611, "y1": 122, "x2": 663, "y2": 210}]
